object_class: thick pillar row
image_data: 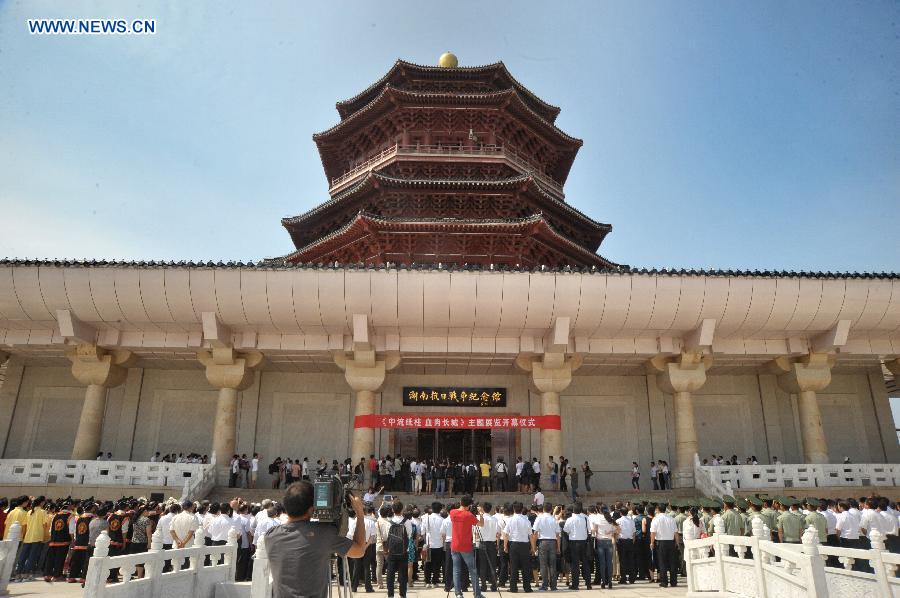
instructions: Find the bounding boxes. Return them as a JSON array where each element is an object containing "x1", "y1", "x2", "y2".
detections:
[
  {"x1": 652, "y1": 351, "x2": 710, "y2": 488},
  {"x1": 771, "y1": 353, "x2": 833, "y2": 463},
  {"x1": 68, "y1": 344, "x2": 135, "y2": 460},
  {"x1": 198, "y1": 347, "x2": 264, "y2": 478}
]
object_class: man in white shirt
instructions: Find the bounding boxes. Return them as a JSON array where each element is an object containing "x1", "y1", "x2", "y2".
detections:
[
  {"x1": 531, "y1": 459, "x2": 541, "y2": 488},
  {"x1": 533, "y1": 490, "x2": 544, "y2": 507},
  {"x1": 231, "y1": 503, "x2": 253, "y2": 580},
  {"x1": 649, "y1": 506, "x2": 679, "y2": 588},
  {"x1": 208, "y1": 503, "x2": 233, "y2": 544},
  {"x1": 531, "y1": 503, "x2": 559, "y2": 591},
  {"x1": 616, "y1": 507, "x2": 637, "y2": 584},
  {"x1": 254, "y1": 506, "x2": 279, "y2": 545},
  {"x1": 301, "y1": 457, "x2": 310, "y2": 480},
  {"x1": 250, "y1": 453, "x2": 260, "y2": 489},
  {"x1": 878, "y1": 498, "x2": 899, "y2": 553},
  {"x1": 440, "y1": 513, "x2": 453, "y2": 592},
  {"x1": 494, "y1": 459, "x2": 509, "y2": 492},
  {"x1": 170, "y1": 500, "x2": 199, "y2": 548},
  {"x1": 423, "y1": 503, "x2": 445, "y2": 589},
  {"x1": 157, "y1": 503, "x2": 176, "y2": 572},
  {"x1": 836, "y1": 500, "x2": 862, "y2": 551},
  {"x1": 649, "y1": 462, "x2": 659, "y2": 490},
  {"x1": 478, "y1": 503, "x2": 500, "y2": 592},
  {"x1": 170, "y1": 500, "x2": 199, "y2": 570},
  {"x1": 563, "y1": 504, "x2": 592, "y2": 589},
  {"x1": 349, "y1": 506, "x2": 377, "y2": 592},
  {"x1": 504, "y1": 502, "x2": 533, "y2": 593}
]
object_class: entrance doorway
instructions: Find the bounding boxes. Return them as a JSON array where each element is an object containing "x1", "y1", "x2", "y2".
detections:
[{"x1": 416, "y1": 429, "x2": 492, "y2": 463}]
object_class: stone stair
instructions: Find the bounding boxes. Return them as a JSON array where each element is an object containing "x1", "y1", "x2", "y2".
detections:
[{"x1": 203, "y1": 485, "x2": 700, "y2": 506}]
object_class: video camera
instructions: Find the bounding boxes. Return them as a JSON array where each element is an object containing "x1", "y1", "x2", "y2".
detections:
[{"x1": 313, "y1": 474, "x2": 353, "y2": 535}]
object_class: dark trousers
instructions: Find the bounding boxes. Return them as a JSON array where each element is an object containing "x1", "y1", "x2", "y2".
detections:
[
  {"x1": 161, "y1": 543, "x2": 173, "y2": 573},
  {"x1": 498, "y1": 543, "x2": 510, "y2": 585},
  {"x1": 236, "y1": 546, "x2": 251, "y2": 581},
  {"x1": 568, "y1": 540, "x2": 591, "y2": 589},
  {"x1": 43, "y1": 545, "x2": 68, "y2": 578},
  {"x1": 618, "y1": 539, "x2": 636, "y2": 583},
  {"x1": 825, "y1": 534, "x2": 841, "y2": 567},
  {"x1": 656, "y1": 540, "x2": 678, "y2": 587},
  {"x1": 351, "y1": 545, "x2": 376, "y2": 591},
  {"x1": 636, "y1": 539, "x2": 650, "y2": 579},
  {"x1": 386, "y1": 556, "x2": 408, "y2": 597},
  {"x1": 68, "y1": 548, "x2": 91, "y2": 580},
  {"x1": 496, "y1": 474, "x2": 507, "y2": 492},
  {"x1": 443, "y1": 542, "x2": 454, "y2": 590},
  {"x1": 427, "y1": 546, "x2": 444, "y2": 585},
  {"x1": 479, "y1": 541, "x2": 498, "y2": 590},
  {"x1": 508, "y1": 541, "x2": 531, "y2": 591}
]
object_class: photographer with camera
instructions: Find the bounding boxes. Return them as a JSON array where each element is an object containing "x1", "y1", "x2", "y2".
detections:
[
  {"x1": 449, "y1": 495, "x2": 486, "y2": 598},
  {"x1": 265, "y1": 481, "x2": 367, "y2": 598}
]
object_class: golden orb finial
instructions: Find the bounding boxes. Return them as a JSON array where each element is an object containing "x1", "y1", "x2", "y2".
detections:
[{"x1": 438, "y1": 52, "x2": 458, "y2": 68}]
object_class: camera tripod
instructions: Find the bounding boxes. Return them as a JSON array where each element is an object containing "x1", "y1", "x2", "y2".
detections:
[{"x1": 328, "y1": 553, "x2": 354, "y2": 598}]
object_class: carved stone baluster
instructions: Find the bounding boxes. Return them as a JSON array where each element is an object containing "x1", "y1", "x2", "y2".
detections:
[
  {"x1": 760, "y1": 524, "x2": 773, "y2": 565},
  {"x1": 193, "y1": 527, "x2": 205, "y2": 569}
]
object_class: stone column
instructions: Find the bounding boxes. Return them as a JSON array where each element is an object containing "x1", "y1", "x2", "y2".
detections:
[
  {"x1": 335, "y1": 349, "x2": 400, "y2": 462},
  {"x1": 771, "y1": 353, "x2": 833, "y2": 463},
  {"x1": 68, "y1": 344, "x2": 135, "y2": 460},
  {"x1": 651, "y1": 351, "x2": 710, "y2": 488},
  {"x1": 197, "y1": 347, "x2": 263, "y2": 479},
  {"x1": 518, "y1": 351, "x2": 580, "y2": 488}
]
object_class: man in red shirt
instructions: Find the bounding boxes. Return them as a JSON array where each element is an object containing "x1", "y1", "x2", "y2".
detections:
[
  {"x1": 449, "y1": 495, "x2": 485, "y2": 598},
  {"x1": 368, "y1": 455, "x2": 378, "y2": 488}
]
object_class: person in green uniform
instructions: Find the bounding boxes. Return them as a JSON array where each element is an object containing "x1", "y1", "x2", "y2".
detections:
[
  {"x1": 744, "y1": 498, "x2": 764, "y2": 536},
  {"x1": 777, "y1": 498, "x2": 803, "y2": 544},
  {"x1": 760, "y1": 497, "x2": 779, "y2": 542},
  {"x1": 803, "y1": 499, "x2": 827, "y2": 543},
  {"x1": 720, "y1": 497, "x2": 744, "y2": 557}
]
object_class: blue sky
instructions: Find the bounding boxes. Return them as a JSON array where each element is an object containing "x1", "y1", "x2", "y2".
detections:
[{"x1": 0, "y1": 1, "x2": 897, "y2": 270}]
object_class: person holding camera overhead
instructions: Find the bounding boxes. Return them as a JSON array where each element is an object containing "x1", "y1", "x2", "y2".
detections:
[
  {"x1": 449, "y1": 495, "x2": 486, "y2": 598},
  {"x1": 264, "y1": 481, "x2": 367, "y2": 598}
]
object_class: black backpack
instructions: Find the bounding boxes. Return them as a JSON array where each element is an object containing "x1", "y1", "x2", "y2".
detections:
[{"x1": 387, "y1": 520, "x2": 408, "y2": 558}]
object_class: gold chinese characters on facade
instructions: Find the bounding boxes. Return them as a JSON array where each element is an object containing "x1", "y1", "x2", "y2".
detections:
[{"x1": 402, "y1": 387, "x2": 507, "y2": 407}]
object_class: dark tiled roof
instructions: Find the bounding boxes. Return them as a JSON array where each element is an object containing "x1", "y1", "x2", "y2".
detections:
[
  {"x1": 335, "y1": 59, "x2": 561, "y2": 123},
  {"x1": 2, "y1": 258, "x2": 896, "y2": 280}
]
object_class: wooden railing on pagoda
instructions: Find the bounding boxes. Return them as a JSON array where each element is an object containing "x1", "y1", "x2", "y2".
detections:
[{"x1": 329, "y1": 143, "x2": 565, "y2": 197}]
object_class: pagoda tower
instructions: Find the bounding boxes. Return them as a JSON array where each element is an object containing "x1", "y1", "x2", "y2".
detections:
[{"x1": 278, "y1": 53, "x2": 619, "y2": 269}]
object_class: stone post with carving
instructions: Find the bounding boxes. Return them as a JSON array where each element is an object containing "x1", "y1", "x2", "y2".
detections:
[
  {"x1": 650, "y1": 351, "x2": 710, "y2": 488},
  {"x1": 198, "y1": 347, "x2": 264, "y2": 482},
  {"x1": 68, "y1": 344, "x2": 135, "y2": 460},
  {"x1": 770, "y1": 353, "x2": 833, "y2": 463}
]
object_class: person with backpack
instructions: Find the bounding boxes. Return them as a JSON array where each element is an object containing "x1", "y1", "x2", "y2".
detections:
[{"x1": 385, "y1": 500, "x2": 414, "y2": 598}]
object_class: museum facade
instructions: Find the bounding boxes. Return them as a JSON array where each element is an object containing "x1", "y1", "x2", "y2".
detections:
[{"x1": 0, "y1": 55, "x2": 898, "y2": 489}]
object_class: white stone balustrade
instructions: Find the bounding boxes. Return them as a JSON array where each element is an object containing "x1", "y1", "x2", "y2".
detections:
[
  {"x1": 686, "y1": 524, "x2": 900, "y2": 597},
  {"x1": 0, "y1": 523, "x2": 21, "y2": 595},
  {"x1": 696, "y1": 460, "x2": 900, "y2": 491},
  {"x1": 84, "y1": 527, "x2": 238, "y2": 598},
  {"x1": 0, "y1": 459, "x2": 213, "y2": 493}
]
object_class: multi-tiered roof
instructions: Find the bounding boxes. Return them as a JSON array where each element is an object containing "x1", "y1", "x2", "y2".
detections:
[{"x1": 277, "y1": 55, "x2": 619, "y2": 268}]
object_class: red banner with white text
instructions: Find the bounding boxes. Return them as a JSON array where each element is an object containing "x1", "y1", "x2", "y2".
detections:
[{"x1": 353, "y1": 414, "x2": 560, "y2": 430}]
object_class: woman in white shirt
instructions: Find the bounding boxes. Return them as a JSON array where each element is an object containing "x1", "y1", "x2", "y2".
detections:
[
  {"x1": 682, "y1": 508, "x2": 703, "y2": 542},
  {"x1": 592, "y1": 507, "x2": 619, "y2": 589}
]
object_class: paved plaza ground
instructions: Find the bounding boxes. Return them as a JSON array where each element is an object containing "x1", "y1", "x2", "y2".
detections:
[{"x1": 9, "y1": 579, "x2": 688, "y2": 597}]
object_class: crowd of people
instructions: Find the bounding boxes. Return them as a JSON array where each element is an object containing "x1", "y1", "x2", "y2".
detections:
[
  {"x1": 261, "y1": 454, "x2": 658, "y2": 499},
  {"x1": 0, "y1": 493, "x2": 283, "y2": 586},
  {"x1": 3, "y1": 484, "x2": 897, "y2": 593}
]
